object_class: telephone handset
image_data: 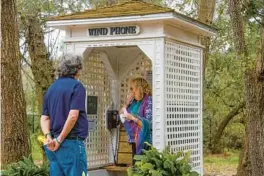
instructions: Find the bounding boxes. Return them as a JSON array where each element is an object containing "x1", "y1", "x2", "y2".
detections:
[
  {"x1": 119, "y1": 108, "x2": 127, "y2": 123},
  {"x1": 106, "y1": 110, "x2": 119, "y2": 130}
]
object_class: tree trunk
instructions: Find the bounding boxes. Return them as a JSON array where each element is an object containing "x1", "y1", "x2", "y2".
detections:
[
  {"x1": 243, "y1": 72, "x2": 264, "y2": 176},
  {"x1": 228, "y1": 0, "x2": 248, "y2": 57},
  {"x1": 23, "y1": 15, "x2": 54, "y2": 114},
  {"x1": 229, "y1": 0, "x2": 264, "y2": 175},
  {"x1": 1, "y1": 0, "x2": 30, "y2": 165},
  {"x1": 197, "y1": 0, "x2": 216, "y2": 73},
  {"x1": 236, "y1": 116, "x2": 252, "y2": 176},
  {"x1": 211, "y1": 102, "x2": 244, "y2": 153},
  {"x1": 243, "y1": 28, "x2": 264, "y2": 176}
]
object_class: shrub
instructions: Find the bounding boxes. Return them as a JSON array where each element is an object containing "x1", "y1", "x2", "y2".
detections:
[
  {"x1": 127, "y1": 143, "x2": 199, "y2": 176},
  {"x1": 2, "y1": 156, "x2": 49, "y2": 176}
]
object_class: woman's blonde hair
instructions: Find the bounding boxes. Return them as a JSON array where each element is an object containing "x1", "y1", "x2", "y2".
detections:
[{"x1": 129, "y1": 77, "x2": 152, "y2": 100}]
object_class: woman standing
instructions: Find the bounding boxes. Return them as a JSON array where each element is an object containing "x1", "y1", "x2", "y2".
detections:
[{"x1": 119, "y1": 77, "x2": 152, "y2": 164}]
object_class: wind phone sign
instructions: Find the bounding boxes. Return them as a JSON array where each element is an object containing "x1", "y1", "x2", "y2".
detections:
[{"x1": 87, "y1": 25, "x2": 140, "y2": 36}]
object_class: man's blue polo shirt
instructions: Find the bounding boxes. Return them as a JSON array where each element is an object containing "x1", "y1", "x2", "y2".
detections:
[{"x1": 42, "y1": 77, "x2": 88, "y2": 139}]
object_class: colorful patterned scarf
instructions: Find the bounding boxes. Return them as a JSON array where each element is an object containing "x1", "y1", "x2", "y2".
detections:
[{"x1": 123, "y1": 95, "x2": 152, "y2": 154}]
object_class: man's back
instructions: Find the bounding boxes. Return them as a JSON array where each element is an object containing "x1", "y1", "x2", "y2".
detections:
[
  {"x1": 41, "y1": 53, "x2": 88, "y2": 176},
  {"x1": 43, "y1": 77, "x2": 88, "y2": 138}
]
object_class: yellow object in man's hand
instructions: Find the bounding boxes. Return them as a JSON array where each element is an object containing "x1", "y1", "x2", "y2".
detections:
[{"x1": 37, "y1": 135, "x2": 45, "y2": 144}]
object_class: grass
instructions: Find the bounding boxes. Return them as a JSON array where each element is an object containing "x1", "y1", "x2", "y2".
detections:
[
  {"x1": 30, "y1": 133, "x2": 43, "y2": 161},
  {"x1": 203, "y1": 151, "x2": 239, "y2": 175},
  {"x1": 204, "y1": 151, "x2": 239, "y2": 165}
]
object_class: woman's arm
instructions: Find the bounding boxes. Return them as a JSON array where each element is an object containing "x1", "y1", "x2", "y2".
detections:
[
  {"x1": 126, "y1": 113, "x2": 142, "y2": 127},
  {"x1": 125, "y1": 96, "x2": 152, "y2": 127},
  {"x1": 120, "y1": 92, "x2": 134, "y2": 114}
]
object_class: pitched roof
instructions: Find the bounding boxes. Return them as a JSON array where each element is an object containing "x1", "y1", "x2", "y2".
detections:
[
  {"x1": 47, "y1": 0, "x2": 217, "y2": 35},
  {"x1": 48, "y1": 0, "x2": 174, "y2": 21}
]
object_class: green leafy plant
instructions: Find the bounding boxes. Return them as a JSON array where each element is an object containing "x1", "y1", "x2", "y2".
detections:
[
  {"x1": 127, "y1": 143, "x2": 199, "y2": 176},
  {"x1": 2, "y1": 156, "x2": 49, "y2": 176}
]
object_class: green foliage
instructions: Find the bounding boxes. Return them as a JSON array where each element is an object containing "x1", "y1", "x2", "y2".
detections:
[
  {"x1": 165, "y1": 0, "x2": 198, "y2": 17},
  {"x1": 223, "y1": 123, "x2": 245, "y2": 150},
  {"x1": 242, "y1": 0, "x2": 264, "y2": 22},
  {"x1": 203, "y1": 48, "x2": 245, "y2": 152},
  {"x1": 203, "y1": 0, "x2": 264, "y2": 153},
  {"x1": 203, "y1": 0, "x2": 245, "y2": 153},
  {"x1": 27, "y1": 114, "x2": 40, "y2": 133},
  {"x1": 30, "y1": 133, "x2": 43, "y2": 161},
  {"x1": 17, "y1": 0, "x2": 90, "y2": 18},
  {"x1": 2, "y1": 156, "x2": 49, "y2": 176},
  {"x1": 127, "y1": 143, "x2": 199, "y2": 176}
]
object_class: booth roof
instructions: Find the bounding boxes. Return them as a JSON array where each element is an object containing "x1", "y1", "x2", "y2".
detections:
[
  {"x1": 47, "y1": 0, "x2": 217, "y2": 35},
  {"x1": 48, "y1": 0, "x2": 177, "y2": 21}
]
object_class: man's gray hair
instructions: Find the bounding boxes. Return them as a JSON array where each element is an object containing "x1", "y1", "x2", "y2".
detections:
[{"x1": 57, "y1": 53, "x2": 83, "y2": 77}]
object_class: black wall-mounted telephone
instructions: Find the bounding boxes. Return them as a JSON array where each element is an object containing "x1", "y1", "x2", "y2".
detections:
[{"x1": 107, "y1": 110, "x2": 119, "y2": 130}]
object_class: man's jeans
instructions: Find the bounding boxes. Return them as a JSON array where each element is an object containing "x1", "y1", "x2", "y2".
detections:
[{"x1": 44, "y1": 139, "x2": 88, "y2": 176}]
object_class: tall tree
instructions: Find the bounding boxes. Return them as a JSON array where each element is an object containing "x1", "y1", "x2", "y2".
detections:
[
  {"x1": 228, "y1": 0, "x2": 264, "y2": 175},
  {"x1": 22, "y1": 14, "x2": 54, "y2": 114},
  {"x1": 18, "y1": 0, "x2": 93, "y2": 113},
  {"x1": 18, "y1": 0, "x2": 60, "y2": 114},
  {"x1": 1, "y1": 0, "x2": 30, "y2": 165},
  {"x1": 197, "y1": 0, "x2": 216, "y2": 73}
]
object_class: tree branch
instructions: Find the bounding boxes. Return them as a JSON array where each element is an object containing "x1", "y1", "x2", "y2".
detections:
[
  {"x1": 20, "y1": 52, "x2": 32, "y2": 68},
  {"x1": 211, "y1": 102, "x2": 245, "y2": 153},
  {"x1": 21, "y1": 67, "x2": 36, "y2": 91}
]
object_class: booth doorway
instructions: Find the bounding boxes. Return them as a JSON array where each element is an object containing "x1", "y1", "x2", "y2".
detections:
[{"x1": 79, "y1": 46, "x2": 152, "y2": 168}]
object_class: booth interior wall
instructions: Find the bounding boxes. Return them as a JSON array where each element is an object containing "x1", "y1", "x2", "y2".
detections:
[
  {"x1": 164, "y1": 41, "x2": 202, "y2": 172},
  {"x1": 80, "y1": 52, "x2": 111, "y2": 168}
]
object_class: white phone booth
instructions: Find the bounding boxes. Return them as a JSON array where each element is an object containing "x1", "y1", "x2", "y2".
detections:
[{"x1": 47, "y1": 1, "x2": 216, "y2": 175}]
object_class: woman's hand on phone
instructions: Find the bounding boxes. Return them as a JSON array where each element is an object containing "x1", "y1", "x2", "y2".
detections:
[
  {"x1": 125, "y1": 113, "x2": 134, "y2": 121},
  {"x1": 126, "y1": 113, "x2": 138, "y2": 121},
  {"x1": 119, "y1": 107, "x2": 127, "y2": 115}
]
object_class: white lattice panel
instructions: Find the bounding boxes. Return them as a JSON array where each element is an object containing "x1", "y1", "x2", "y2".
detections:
[
  {"x1": 119, "y1": 55, "x2": 152, "y2": 106},
  {"x1": 80, "y1": 52, "x2": 111, "y2": 168},
  {"x1": 165, "y1": 41, "x2": 202, "y2": 172}
]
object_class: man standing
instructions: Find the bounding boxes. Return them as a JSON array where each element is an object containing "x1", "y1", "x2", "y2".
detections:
[{"x1": 40, "y1": 53, "x2": 88, "y2": 176}]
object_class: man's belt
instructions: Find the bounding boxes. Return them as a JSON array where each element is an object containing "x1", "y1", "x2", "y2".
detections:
[
  {"x1": 53, "y1": 134, "x2": 85, "y2": 141},
  {"x1": 65, "y1": 135, "x2": 85, "y2": 141}
]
